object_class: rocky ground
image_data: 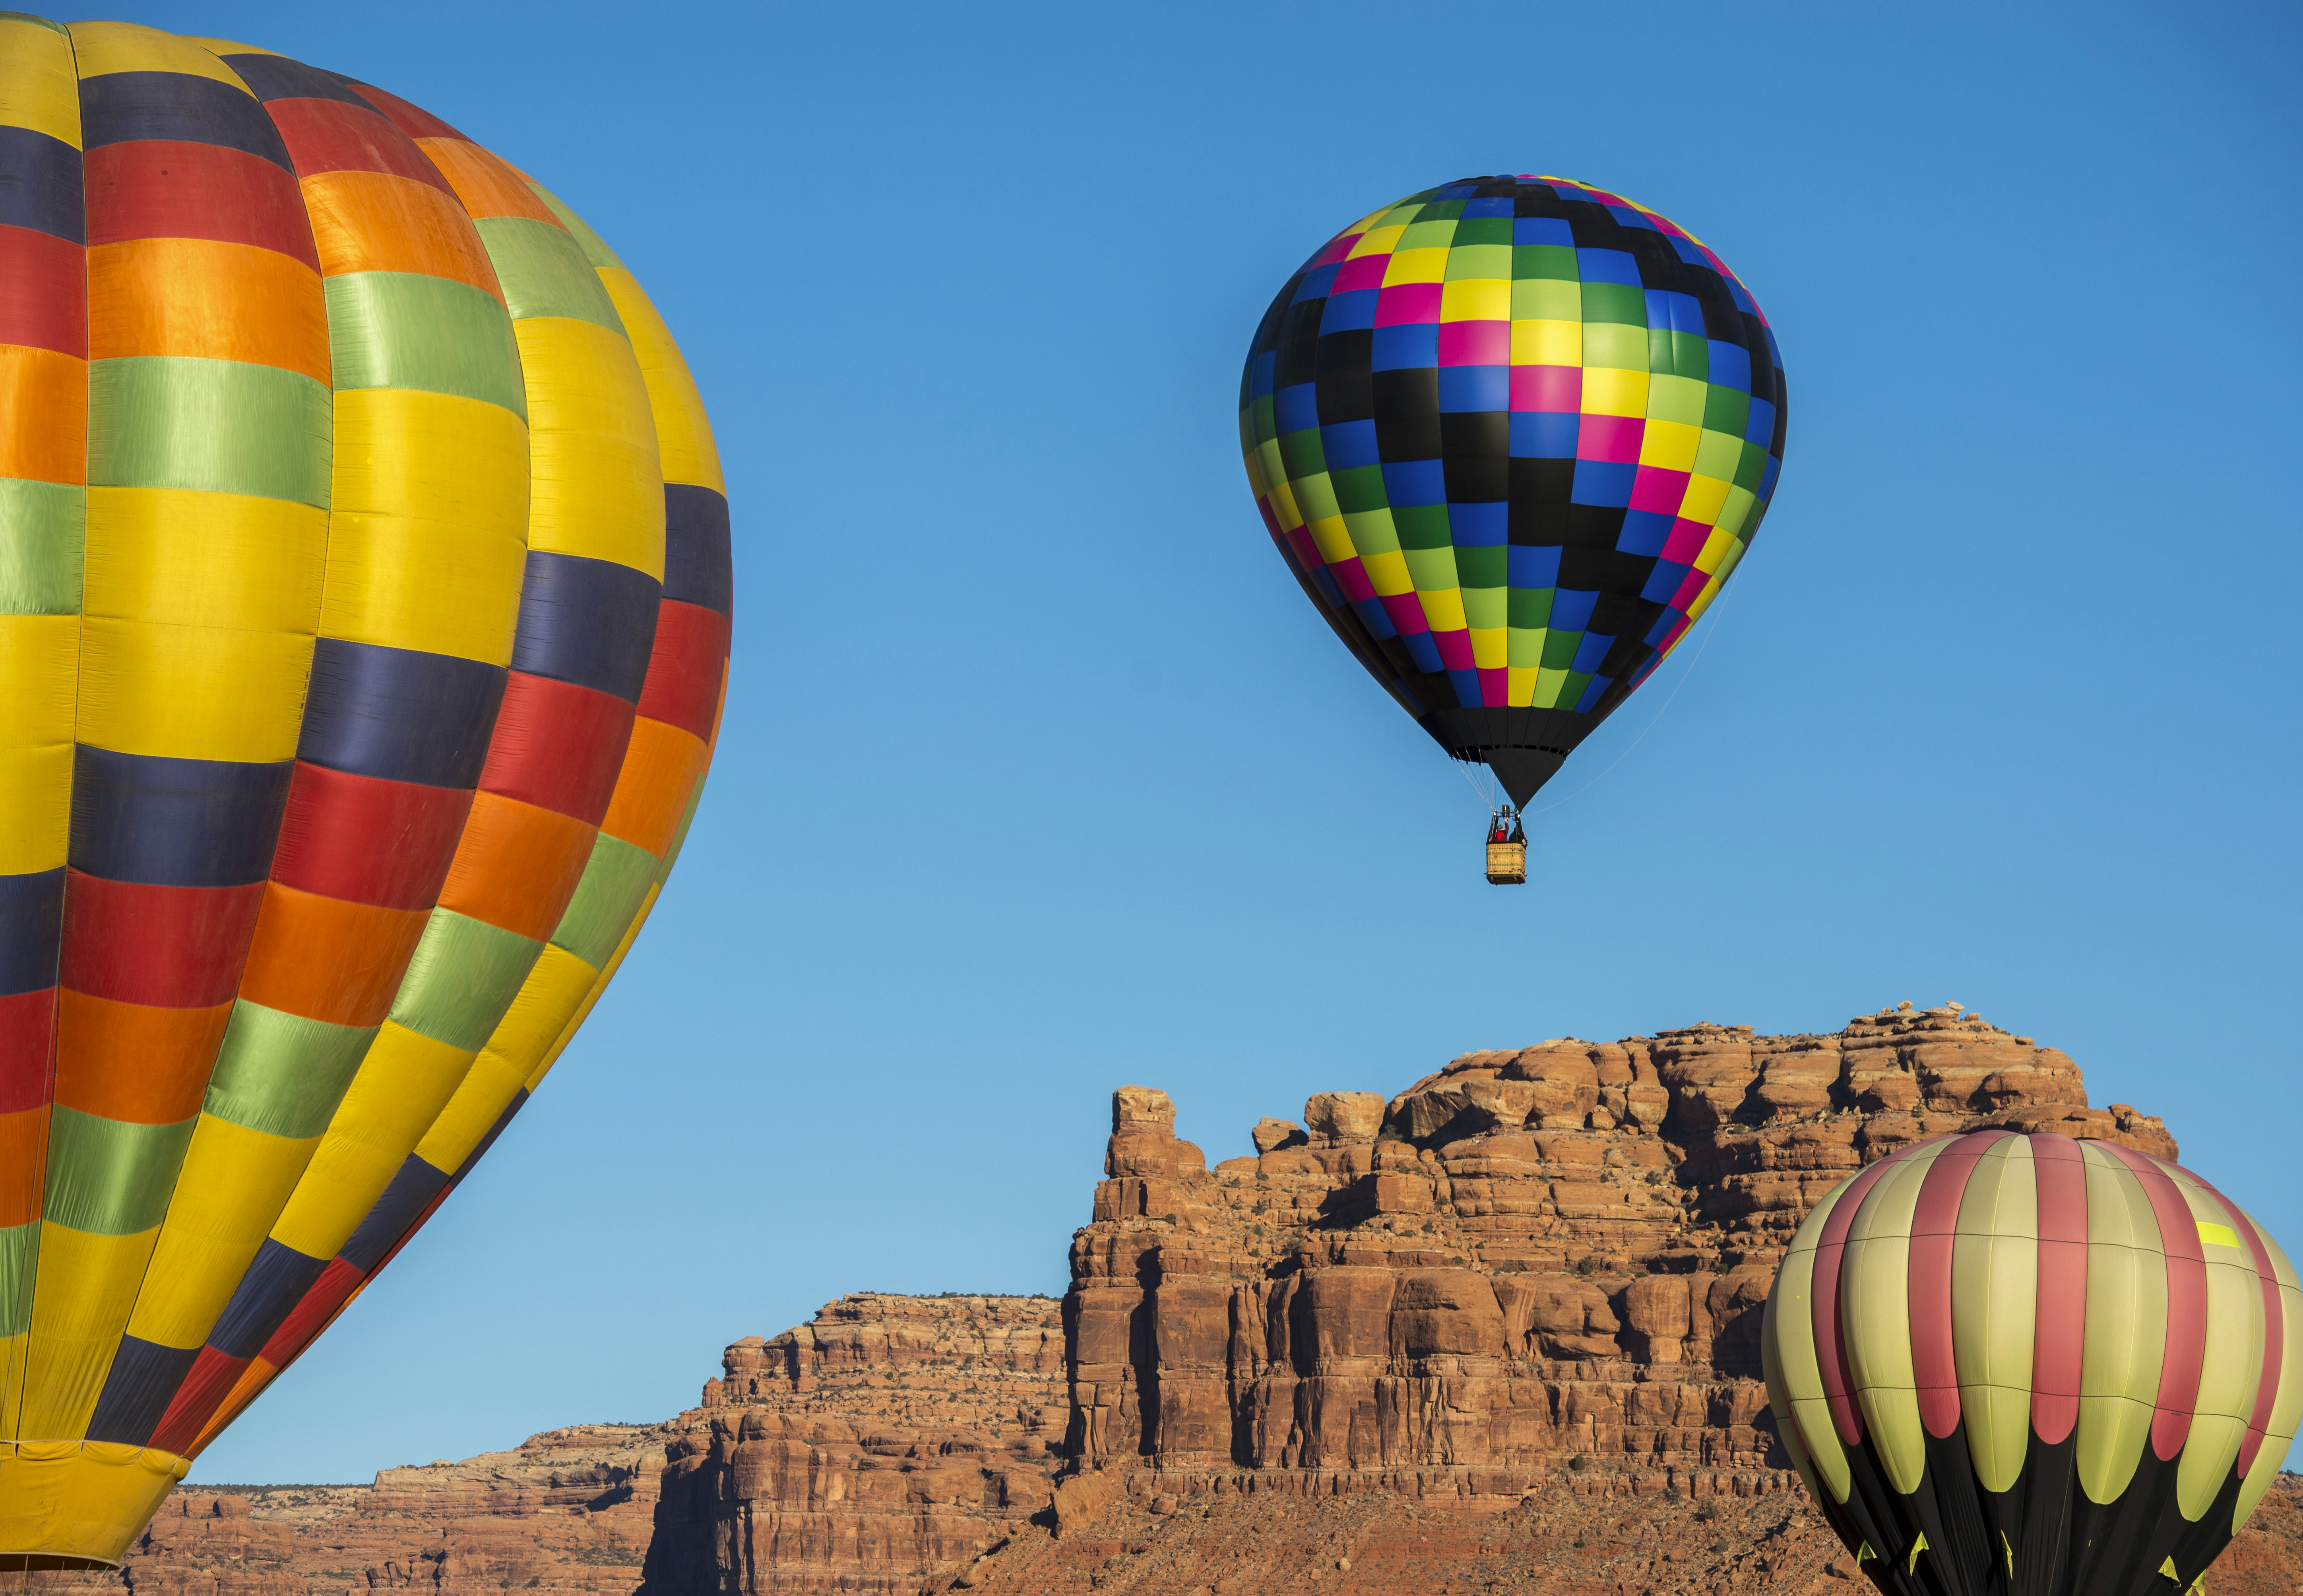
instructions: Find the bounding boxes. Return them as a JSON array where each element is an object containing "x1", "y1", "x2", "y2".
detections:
[{"x1": 28, "y1": 1003, "x2": 2303, "y2": 1596}]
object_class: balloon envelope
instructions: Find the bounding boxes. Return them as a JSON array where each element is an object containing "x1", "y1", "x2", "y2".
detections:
[
  {"x1": 1761, "y1": 1132, "x2": 2302, "y2": 1594},
  {"x1": 0, "y1": 17, "x2": 731, "y2": 1566},
  {"x1": 1239, "y1": 175, "x2": 1785, "y2": 807}
]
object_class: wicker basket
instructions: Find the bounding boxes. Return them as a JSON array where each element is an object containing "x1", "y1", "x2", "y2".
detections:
[{"x1": 1485, "y1": 841, "x2": 1527, "y2": 885}]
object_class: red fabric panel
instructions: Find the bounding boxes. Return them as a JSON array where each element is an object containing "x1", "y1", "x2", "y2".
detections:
[
  {"x1": 264, "y1": 97, "x2": 455, "y2": 194},
  {"x1": 341, "y1": 82, "x2": 467, "y2": 143},
  {"x1": 477, "y1": 672, "x2": 636, "y2": 825},
  {"x1": 256, "y1": 1255, "x2": 364, "y2": 1368},
  {"x1": 2030, "y1": 1133, "x2": 2090, "y2": 1445},
  {"x1": 2102, "y1": 1144, "x2": 2209, "y2": 1461},
  {"x1": 269, "y1": 762, "x2": 474, "y2": 912},
  {"x1": 1813, "y1": 1143, "x2": 1921, "y2": 1447},
  {"x1": 635, "y1": 600, "x2": 733, "y2": 744},
  {"x1": 0, "y1": 224, "x2": 85, "y2": 357},
  {"x1": 0, "y1": 988, "x2": 55, "y2": 1114},
  {"x1": 147, "y1": 1345, "x2": 250, "y2": 1458},
  {"x1": 1910, "y1": 1130, "x2": 2010, "y2": 1439},
  {"x1": 58, "y1": 871, "x2": 266, "y2": 1008},
  {"x1": 83, "y1": 141, "x2": 320, "y2": 270}
]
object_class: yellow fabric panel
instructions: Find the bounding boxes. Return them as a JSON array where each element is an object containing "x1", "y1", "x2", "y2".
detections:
[
  {"x1": 320, "y1": 389, "x2": 528, "y2": 662},
  {"x1": 1841, "y1": 1141, "x2": 1947, "y2": 1496},
  {"x1": 180, "y1": 36, "x2": 275, "y2": 56},
  {"x1": 2234, "y1": 1211, "x2": 2303, "y2": 1528},
  {"x1": 0, "y1": 1331, "x2": 24, "y2": 1443},
  {"x1": 597, "y1": 267, "x2": 723, "y2": 494},
  {"x1": 411, "y1": 1050, "x2": 529, "y2": 1178},
  {"x1": 123, "y1": 1115, "x2": 320, "y2": 1352},
  {"x1": 83, "y1": 487, "x2": 327, "y2": 633},
  {"x1": 0, "y1": 1440, "x2": 188, "y2": 1566},
  {"x1": 15, "y1": 1224, "x2": 157, "y2": 1440},
  {"x1": 2077, "y1": 1143, "x2": 2168, "y2": 1504},
  {"x1": 1761, "y1": 1180, "x2": 1853, "y2": 1504},
  {"x1": 0, "y1": 16, "x2": 81, "y2": 145},
  {"x1": 479, "y1": 943, "x2": 598, "y2": 1079},
  {"x1": 515, "y1": 317, "x2": 664, "y2": 579},
  {"x1": 527, "y1": 882, "x2": 659, "y2": 1090},
  {"x1": 74, "y1": 615, "x2": 315, "y2": 763},
  {"x1": 0, "y1": 613, "x2": 78, "y2": 875},
  {"x1": 67, "y1": 21, "x2": 249, "y2": 91},
  {"x1": 268, "y1": 1023, "x2": 476, "y2": 1262},
  {"x1": 1951, "y1": 1135, "x2": 2038, "y2": 1494}
]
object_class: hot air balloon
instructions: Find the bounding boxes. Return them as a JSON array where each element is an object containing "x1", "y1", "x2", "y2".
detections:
[
  {"x1": 1238, "y1": 176, "x2": 1785, "y2": 881},
  {"x1": 0, "y1": 17, "x2": 731, "y2": 1567},
  {"x1": 1760, "y1": 1132, "x2": 2302, "y2": 1594}
]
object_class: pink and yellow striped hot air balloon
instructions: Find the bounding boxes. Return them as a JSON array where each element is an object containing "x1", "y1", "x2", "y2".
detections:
[
  {"x1": 0, "y1": 18, "x2": 731, "y2": 1566},
  {"x1": 1761, "y1": 1132, "x2": 2301, "y2": 1595}
]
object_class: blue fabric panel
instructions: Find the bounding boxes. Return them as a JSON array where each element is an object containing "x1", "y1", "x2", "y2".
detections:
[
  {"x1": 661, "y1": 485, "x2": 731, "y2": 619},
  {"x1": 216, "y1": 53, "x2": 372, "y2": 108},
  {"x1": 78, "y1": 72, "x2": 295, "y2": 170},
  {"x1": 298, "y1": 639, "x2": 506, "y2": 790},
  {"x1": 1274, "y1": 382, "x2": 1319, "y2": 435},
  {"x1": 69, "y1": 748, "x2": 292, "y2": 888},
  {"x1": 1507, "y1": 546, "x2": 1561, "y2": 587},
  {"x1": 1514, "y1": 217, "x2": 1572, "y2": 246},
  {"x1": 339, "y1": 1154, "x2": 450, "y2": 1273},
  {"x1": 0, "y1": 868, "x2": 64, "y2": 997},
  {"x1": 0, "y1": 124, "x2": 84, "y2": 243},
  {"x1": 85, "y1": 1336, "x2": 202, "y2": 1446},
  {"x1": 510, "y1": 552, "x2": 662, "y2": 703},
  {"x1": 1319, "y1": 289, "x2": 1376, "y2": 334},
  {"x1": 209, "y1": 1238, "x2": 330, "y2": 1360}
]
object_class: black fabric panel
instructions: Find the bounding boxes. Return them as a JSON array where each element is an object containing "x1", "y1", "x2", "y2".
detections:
[
  {"x1": 0, "y1": 124, "x2": 84, "y2": 242},
  {"x1": 68, "y1": 747, "x2": 292, "y2": 888},
  {"x1": 298, "y1": 639, "x2": 507, "y2": 789},
  {"x1": 217, "y1": 53, "x2": 373, "y2": 107},
  {"x1": 662, "y1": 484, "x2": 733, "y2": 619},
  {"x1": 339, "y1": 1155, "x2": 451, "y2": 1273},
  {"x1": 509, "y1": 552, "x2": 662, "y2": 704},
  {"x1": 84, "y1": 1336, "x2": 202, "y2": 1446},
  {"x1": 209, "y1": 1238, "x2": 331, "y2": 1361},
  {"x1": 78, "y1": 72, "x2": 296, "y2": 170},
  {"x1": 0, "y1": 866, "x2": 64, "y2": 996}
]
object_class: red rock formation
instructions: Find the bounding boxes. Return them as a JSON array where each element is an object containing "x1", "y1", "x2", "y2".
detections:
[{"x1": 643, "y1": 1294, "x2": 1066, "y2": 1595}]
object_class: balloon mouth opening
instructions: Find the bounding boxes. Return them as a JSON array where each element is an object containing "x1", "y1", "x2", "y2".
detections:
[
  {"x1": 1453, "y1": 746, "x2": 1569, "y2": 811},
  {"x1": 2, "y1": 1556, "x2": 121, "y2": 1572}
]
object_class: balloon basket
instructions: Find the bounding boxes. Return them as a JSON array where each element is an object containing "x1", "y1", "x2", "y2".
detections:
[{"x1": 1485, "y1": 841, "x2": 1527, "y2": 885}]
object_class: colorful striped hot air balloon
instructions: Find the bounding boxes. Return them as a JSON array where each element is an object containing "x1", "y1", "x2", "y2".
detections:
[
  {"x1": 1761, "y1": 1133, "x2": 2302, "y2": 1595},
  {"x1": 0, "y1": 18, "x2": 731, "y2": 1567}
]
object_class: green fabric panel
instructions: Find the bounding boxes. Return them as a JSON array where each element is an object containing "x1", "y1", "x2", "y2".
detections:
[
  {"x1": 526, "y1": 183, "x2": 628, "y2": 272},
  {"x1": 472, "y1": 217, "x2": 625, "y2": 334},
  {"x1": 324, "y1": 272, "x2": 527, "y2": 421},
  {"x1": 551, "y1": 831, "x2": 659, "y2": 968},
  {"x1": 87, "y1": 356, "x2": 333, "y2": 508},
  {"x1": 202, "y1": 1000, "x2": 379, "y2": 1139},
  {"x1": 655, "y1": 775, "x2": 707, "y2": 885},
  {"x1": 0, "y1": 1220, "x2": 36, "y2": 1339},
  {"x1": 42, "y1": 1107, "x2": 197, "y2": 1236},
  {"x1": 388, "y1": 908, "x2": 543, "y2": 1050},
  {"x1": 0, "y1": 476, "x2": 84, "y2": 614}
]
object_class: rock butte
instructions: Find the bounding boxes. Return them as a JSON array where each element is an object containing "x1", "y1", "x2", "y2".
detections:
[{"x1": 30, "y1": 1007, "x2": 2302, "y2": 1596}]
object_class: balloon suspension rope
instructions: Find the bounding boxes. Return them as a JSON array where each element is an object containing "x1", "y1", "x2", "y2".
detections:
[{"x1": 1523, "y1": 575, "x2": 1737, "y2": 818}]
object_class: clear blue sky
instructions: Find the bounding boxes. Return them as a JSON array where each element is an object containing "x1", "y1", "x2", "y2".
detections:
[{"x1": 110, "y1": 0, "x2": 2300, "y2": 1482}]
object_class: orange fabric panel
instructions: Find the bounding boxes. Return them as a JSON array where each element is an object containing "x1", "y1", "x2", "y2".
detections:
[
  {"x1": 413, "y1": 138, "x2": 562, "y2": 225},
  {"x1": 86, "y1": 238, "x2": 330, "y2": 383},
  {"x1": 298, "y1": 170, "x2": 504, "y2": 300},
  {"x1": 0, "y1": 345, "x2": 88, "y2": 483},
  {"x1": 235, "y1": 882, "x2": 429, "y2": 1028},
  {"x1": 0, "y1": 1106, "x2": 47, "y2": 1228},
  {"x1": 599, "y1": 717, "x2": 708, "y2": 858},
  {"x1": 52, "y1": 991, "x2": 233, "y2": 1124},
  {"x1": 434, "y1": 790, "x2": 595, "y2": 942}
]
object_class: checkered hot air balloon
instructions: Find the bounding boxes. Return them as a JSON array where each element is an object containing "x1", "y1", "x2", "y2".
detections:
[
  {"x1": 1239, "y1": 175, "x2": 1785, "y2": 818},
  {"x1": 1761, "y1": 1132, "x2": 2302, "y2": 1595},
  {"x1": 0, "y1": 18, "x2": 731, "y2": 1567}
]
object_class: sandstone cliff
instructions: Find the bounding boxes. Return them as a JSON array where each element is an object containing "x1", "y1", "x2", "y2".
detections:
[{"x1": 29, "y1": 1003, "x2": 2302, "y2": 1596}]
